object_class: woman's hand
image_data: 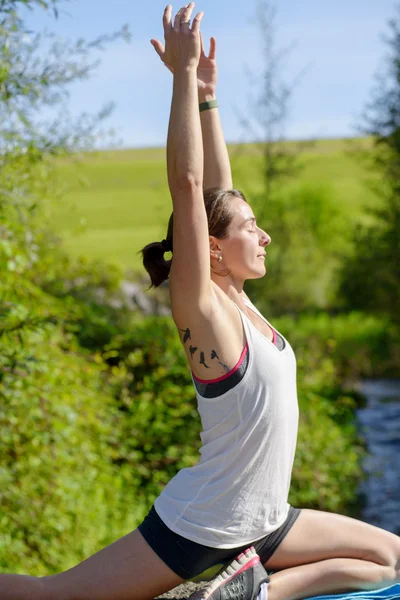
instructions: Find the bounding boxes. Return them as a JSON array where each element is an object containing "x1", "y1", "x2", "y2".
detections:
[
  {"x1": 151, "y1": 3, "x2": 216, "y2": 95},
  {"x1": 151, "y1": 3, "x2": 204, "y2": 72},
  {"x1": 197, "y1": 34, "x2": 218, "y2": 97},
  {"x1": 152, "y1": 32, "x2": 217, "y2": 96}
]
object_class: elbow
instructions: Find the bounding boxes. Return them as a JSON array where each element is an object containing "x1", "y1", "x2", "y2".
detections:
[{"x1": 171, "y1": 173, "x2": 203, "y2": 193}]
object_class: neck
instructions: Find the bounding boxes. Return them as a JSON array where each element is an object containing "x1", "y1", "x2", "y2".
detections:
[{"x1": 211, "y1": 272, "x2": 247, "y2": 304}]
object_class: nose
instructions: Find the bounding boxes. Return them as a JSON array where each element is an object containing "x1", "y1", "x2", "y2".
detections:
[{"x1": 260, "y1": 230, "x2": 271, "y2": 247}]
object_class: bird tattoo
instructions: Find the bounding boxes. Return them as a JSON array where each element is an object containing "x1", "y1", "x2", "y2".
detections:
[
  {"x1": 178, "y1": 328, "x2": 230, "y2": 373},
  {"x1": 179, "y1": 328, "x2": 191, "y2": 344},
  {"x1": 199, "y1": 351, "x2": 210, "y2": 369}
]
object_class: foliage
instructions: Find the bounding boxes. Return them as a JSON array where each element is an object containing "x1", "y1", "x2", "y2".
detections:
[
  {"x1": 0, "y1": 0, "x2": 137, "y2": 574},
  {"x1": 245, "y1": 181, "x2": 348, "y2": 313},
  {"x1": 0, "y1": 0, "x2": 396, "y2": 578},
  {"x1": 339, "y1": 5, "x2": 400, "y2": 322},
  {"x1": 104, "y1": 317, "x2": 201, "y2": 505},
  {"x1": 0, "y1": 0, "x2": 130, "y2": 157},
  {"x1": 232, "y1": 0, "x2": 312, "y2": 232},
  {"x1": 0, "y1": 316, "x2": 121, "y2": 574},
  {"x1": 276, "y1": 310, "x2": 400, "y2": 511},
  {"x1": 5, "y1": 260, "x2": 399, "y2": 574},
  {"x1": 105, "y1": 309, "x2": 400, "y2": 518},
  {"x1": 276, "y1": 311, "x2": 400, "y2": 381},
  {"x1": 0, "y1": 204, "x2": 141, "y2": 574}
]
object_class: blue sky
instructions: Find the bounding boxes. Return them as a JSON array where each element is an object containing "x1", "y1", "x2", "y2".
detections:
[{"x1": 24, "y1": 0, "x2": 398, "y2": 148}]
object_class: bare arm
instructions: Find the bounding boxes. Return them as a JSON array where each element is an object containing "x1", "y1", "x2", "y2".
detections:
[
  {"x1": 167, "y1": 66, "x2": 203, "y2": 191},
  {"x1": 151, "y1": 31, "x2": 232, "y2": 190},
  {"x1": 198, "y1": 36, "x2": 232, "y2": 189},
  {"x1": 161, "y1": 4, "x2": 203, "y2": 191},
  {"x1": 199, "y1": 92, "x2": 232, "y2": 190},
  {"x1": 162, "y1": 4, "x2": 212, "y2": 311}
]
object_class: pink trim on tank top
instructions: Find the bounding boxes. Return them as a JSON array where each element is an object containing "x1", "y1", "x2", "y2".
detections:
[{"x1": 192, "y1": 342, "x2": 249, "y2": 384}]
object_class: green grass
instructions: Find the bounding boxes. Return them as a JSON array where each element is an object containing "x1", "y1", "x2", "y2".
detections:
[{"x1": 49, "y1": 138, "x2": 377, "y2": 273}]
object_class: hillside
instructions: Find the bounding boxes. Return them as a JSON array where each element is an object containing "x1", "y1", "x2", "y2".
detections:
[{"x1": 50, "y1": 138, "x2": 376, "y2": 272}]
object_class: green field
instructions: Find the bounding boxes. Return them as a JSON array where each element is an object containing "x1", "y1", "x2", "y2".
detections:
[{"x1": 50, "y1": 138, "x2": 376, "y2": 273}]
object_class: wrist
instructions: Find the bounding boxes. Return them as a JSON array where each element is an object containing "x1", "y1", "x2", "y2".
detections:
[
  {"x1": 175, "y1": 62, "x2": 198, "y2": 74},
  {"x1": 198, "y1": 90, "x2": 217, "y2": 103}
]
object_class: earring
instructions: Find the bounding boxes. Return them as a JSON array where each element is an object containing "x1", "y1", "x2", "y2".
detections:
[{"x1": 218, "y1": 256, "x2": 222, "y2": 262}]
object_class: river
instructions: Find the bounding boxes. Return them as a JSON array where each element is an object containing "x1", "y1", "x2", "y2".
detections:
[{"x1": 357, "y1": 379, "x2": 400, "y2": 535}]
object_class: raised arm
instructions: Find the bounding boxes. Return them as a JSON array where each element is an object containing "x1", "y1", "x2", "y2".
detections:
[
  {"x1": 166, "y1": 17, "x2": 203, "y2": 195},
  {"x1": 197, "y1": 35, "x2": 233, "y2": 189},
  {"x1": 151, "y1": 20, "x2": 232, "y2": 190},
  {"x1": 158, "y1": 4, "x2": 213, "y2": 313}
]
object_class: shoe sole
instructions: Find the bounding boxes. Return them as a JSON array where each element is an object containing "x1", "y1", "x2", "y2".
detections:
[{"x1": 193, "y1": 546, "x2": 261, "y2": 600}]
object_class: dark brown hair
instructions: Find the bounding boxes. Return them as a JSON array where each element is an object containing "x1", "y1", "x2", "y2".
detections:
[{"x1": 139, "y1": 188, "x2": 247, "y2": 289}]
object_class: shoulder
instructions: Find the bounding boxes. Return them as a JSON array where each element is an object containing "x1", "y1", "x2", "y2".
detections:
[{"x1": 171, "y1": 281, "x2": 246, "y2": 381}]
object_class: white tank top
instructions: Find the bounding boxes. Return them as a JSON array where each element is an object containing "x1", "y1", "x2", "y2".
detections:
[{"x1": 154, "y1": 298, "x2": 299, "y2": 548}]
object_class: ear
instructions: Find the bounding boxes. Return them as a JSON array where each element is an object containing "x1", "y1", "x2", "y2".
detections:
[{"x1": 209, "y1": 235, "x2": 222, "y2": 259}]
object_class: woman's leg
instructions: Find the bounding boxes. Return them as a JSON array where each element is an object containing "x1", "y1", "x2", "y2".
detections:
[
  {"x1": 0, "y1": 529, "x2": 184, "y2": 600},
  {"x1": 264, "y1": 509, "x2": 400, "y2": 600}
]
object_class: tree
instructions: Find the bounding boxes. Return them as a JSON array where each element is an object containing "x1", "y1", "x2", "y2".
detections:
[
  {"x1": 0, "y1": 0, "x2": 131, "y2": 395},
  {"x1": 234, "y1": 0, "x2": 310, "y2": 218},
  {"x1": 339, "y1": 4, "x2": 400, "y2": 322},
  {"x1": 0, "y1": 0, "x2": 134, "y2": 573},
  {"x1": 236, "y1": 1, "x2": 347, "y2": 315}
]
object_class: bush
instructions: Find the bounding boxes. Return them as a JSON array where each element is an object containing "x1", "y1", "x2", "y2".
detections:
[
  {"x1": 104, "y1": 317, "x2": 202, "y2": 504},
  {"x1": 0, "y1": 208, "x2": 143, "y2": 573},
  {"x1": 0, "y1": 318, "x2": 128, "y2": 574},
  {"x1": 274, "y1": 310, "x2": 400, "y2": 513},
  {"x1": 246, "y1": 182, "x2": 348, "y2": 314}
]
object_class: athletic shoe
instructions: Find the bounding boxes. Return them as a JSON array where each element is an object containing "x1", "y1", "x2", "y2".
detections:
[{"x1": 188, "y1": 546, "x2": 269, "y2": 600}]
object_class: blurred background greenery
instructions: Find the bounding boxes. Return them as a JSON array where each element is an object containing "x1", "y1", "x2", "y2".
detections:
[{"x1": 0, "y1": 0, "x2": 399, "y2": 576}]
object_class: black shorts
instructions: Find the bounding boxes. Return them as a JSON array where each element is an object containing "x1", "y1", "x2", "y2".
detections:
[{"x1": 138, "y1": 505, "x2": 301, "y2": 580}]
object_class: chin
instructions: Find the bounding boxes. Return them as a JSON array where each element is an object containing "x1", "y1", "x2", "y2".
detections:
[{"x1": 247, "y1": 269, "x2": 266, "y2": 280}]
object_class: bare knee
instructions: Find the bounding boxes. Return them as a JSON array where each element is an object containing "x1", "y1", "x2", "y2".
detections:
[
  {"x1": 378, "y1": 564, "x2": 399, "y2": 586},
  {"x1": 394, "y1": 538, "x2": 400, "y2": 579},
  {"x1": 365, "y1": 532, "x2": 400, "y2": 574}
]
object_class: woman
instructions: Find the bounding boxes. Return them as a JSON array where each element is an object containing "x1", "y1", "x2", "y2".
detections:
[
  {"x1": 142, "y1": 3, "x2": 400, "y2": 599},
  {"x1": 0, "y1": 4, "x2": 399, "y2": 600}
]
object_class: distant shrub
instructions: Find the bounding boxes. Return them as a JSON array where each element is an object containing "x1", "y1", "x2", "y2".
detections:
[
  {"x1": 0, "y1": 315, "x2": 136, "y2": 574},
  {"x1": 246, "y1": 181, "x2": 348, "y2": 314},
  {"x1": 0, "y1": 195, "x2": 142, "y2": 573},
  {"x1": 104, "y1": 317, "x2": 202, "y2": 504},
  {"x1": 275, "y1": 311, "x2": 400, "y2": 380},
  {"x1": 274, "y1": 311, "x2": 400, "y2": 513}
]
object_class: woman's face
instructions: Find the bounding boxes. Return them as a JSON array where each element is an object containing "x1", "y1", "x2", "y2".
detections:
[{"x1": 212, "y1": 197, "x2": 271, "y2": 281}]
